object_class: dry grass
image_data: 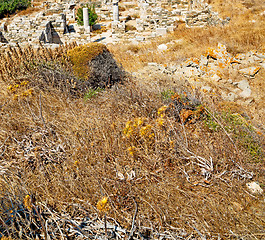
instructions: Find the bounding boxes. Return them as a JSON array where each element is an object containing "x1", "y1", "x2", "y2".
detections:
[
  {"x1": 0, "y1": 41, "x2": 264, "y2": 239},
  {"x1": 110, "y1": 0, "x2": 265, "y2": 72},
  {"x1": 15, "y1": 6, "x2": 43, "y2": 17},
  {"x1": 0, "y1": 0, "x2": 264, "y2": 239}
]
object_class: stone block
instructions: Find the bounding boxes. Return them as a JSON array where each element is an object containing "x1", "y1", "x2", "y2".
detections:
[{"x1": 156, "y1": 27, "x2": 167, "y2": 36}]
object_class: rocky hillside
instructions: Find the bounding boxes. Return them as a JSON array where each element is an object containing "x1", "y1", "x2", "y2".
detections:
[{"x1": 0, "y1": 0, "x2": 264, "y2": 239}]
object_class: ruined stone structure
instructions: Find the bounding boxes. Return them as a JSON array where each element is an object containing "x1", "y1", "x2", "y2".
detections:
[
  {"x1": 0, "y1": 0, "x2": 226, "y2": 48},
  {"x1": 135, "y1": 0, "x2": 222, "y2": 36}
]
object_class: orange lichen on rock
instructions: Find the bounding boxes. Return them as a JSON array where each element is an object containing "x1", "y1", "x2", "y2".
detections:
[
  {"x1": 206, "y1": 43, "x2": 230, "y2": 60},
  {"x1": 239, "y1": 66, "x2": 261, "y2": 77},
  {"x1": 183, "y1": 57, "x2": 200, "y2": 67}
]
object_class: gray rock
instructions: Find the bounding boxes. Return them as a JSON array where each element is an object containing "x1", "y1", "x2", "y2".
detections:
[
  {"x1": 148, "y1": 62, "x2": 158, "y2": 67},
  {"x1": 239, "y1": 66, "x2": 260, "y2": 77},
  {"x1": 222, "y1": 92, "x2": 237, "y2": 101},
  {"x1": 200, "y1": 55, "x2": 208, "y2": 66},
  {"x1": 236, "y1": 79, "x2": 250, "y2": 91},
  {"x1": 0, "y1": 31, "x2": 8, "y2": 43},
  {"x1": 156, "y1": 28, "x2": 167, "y2": 36},
  {"x1": 239, "y1": 88, "x2": 252, "y2": 98},
  {"x1": 260, "y1": 62, "x2": 265, "y2": 69},
  {"x1": 181, "y1": 67, "x2": 201, "y2": 77},
  {"x1": 210, "y1": 73, "x2": 221, "y2": 82},
  {"x1": 157, "y1": 44, "x2": 168, "y2": 51},
  {"x1": 246, "y1": 182, "x2": 264, "y2": 194},
  {"x1": 255, "y1": 52, "x2": 265, "y2": 59}
]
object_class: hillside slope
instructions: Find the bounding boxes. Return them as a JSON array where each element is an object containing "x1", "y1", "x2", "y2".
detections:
[{"x1": 0, "y1": 0, "x2": 264, "y2": 239}]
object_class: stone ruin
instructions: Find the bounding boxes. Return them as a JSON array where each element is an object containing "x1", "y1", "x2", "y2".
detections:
[
  {"x1": 101, "y1": 0, "x2": 226, "y2": 41},
  {"x1": 0, "y1": 0, "x2": 227, "y2": 48}
]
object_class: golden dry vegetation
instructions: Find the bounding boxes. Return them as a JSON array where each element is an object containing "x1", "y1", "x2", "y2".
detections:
[{"x1": 0, "y1": 0, "x2": 264, "y2": 239}]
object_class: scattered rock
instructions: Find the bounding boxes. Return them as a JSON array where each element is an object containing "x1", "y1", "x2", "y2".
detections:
[
  {"x1": 156, "y1": 28, "x2": 167, "y2": 36},
  {"x1": 182, "y1": 57, "x2": 199, "y2": 68},
  {"x1": 206, "y1": 43, "x2": 230, "y2": 60},
  {"x1": 210, "y1": 73, "x2": 221, "y2": 82},
  {"x1": 235, "y1": 53, "x2": 246, "y2": 60},
  {"x1": 260, "y1": 62, "x2": 265, "y2": 69},
  {"x1": 239, "y1": 88, "x2": 252, "y2": 98},
  {"x1": 0, "y1": 31, "x2": 8, "y2": 43},
  {"x1": 254, "y1": 52, "x2": 265, "y2": 59},
  {"x1": 236, "y1": 79, "x2": 250, "y2": 91},
  {"x1": 148, "y1": 62, "x2": 158, "y2": 67},
  {"x1": 246, "y1": 182, "x2": 264, "y2": 194},
  {"x1": 239, "y1": 66, "x2": 260, "y2": 77},
  {"x1": 181, "y1": 66, "x2": 201, "y2": 77},
  {"x1": 200, "y1": 55, "x2": 208, "y2": 66},
  {"x1": 157, "y1": 44, "x2": 168, "y2": 51},
  {"x1": 222, "y1": 92, "x2": 237, "y2": 101}
]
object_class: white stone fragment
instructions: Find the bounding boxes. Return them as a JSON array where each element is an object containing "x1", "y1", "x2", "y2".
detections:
[
  {"x1": 246, "y1": 182, "x2": 263, "y2": 194},
  {"x1": 157, "y1": 44, "x2": 168, "y2": 51}
]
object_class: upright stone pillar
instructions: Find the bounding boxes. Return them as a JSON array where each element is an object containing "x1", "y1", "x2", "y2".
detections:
[
  {"x1": 61, "y1": 13, "x2": 68, "y2": 34},
  {"x1": 83, "y1": 8, "x2": 90, "y2": 32},
  {"x1": 113, "y1": 0, "x2": 119, "y2": 22},
  {"x1": 72, "y1": 8, "x2": 75, "y2": 19},
  {"x1": 140, "y1": 3, "x2": 149, "y2": 20}
]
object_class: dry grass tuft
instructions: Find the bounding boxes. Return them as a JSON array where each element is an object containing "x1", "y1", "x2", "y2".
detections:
[{"x1": 15, "y1": 6, "x2": 43, "y2": 17}]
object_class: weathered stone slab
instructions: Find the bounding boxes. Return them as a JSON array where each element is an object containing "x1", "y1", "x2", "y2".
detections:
[{"x1": 156, "y1": 27, "x2": 167, "y2": 36}]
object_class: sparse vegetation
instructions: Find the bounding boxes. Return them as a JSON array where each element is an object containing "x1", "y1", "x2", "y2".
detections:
[
  {"x1": 84, "y1": 87, "x2": 103, "y2": 100},
  {"x1": 0, "y1": 0, "x2": 264, "y2": 239}
]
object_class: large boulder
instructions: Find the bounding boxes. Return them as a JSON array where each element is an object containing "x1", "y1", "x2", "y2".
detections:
[{"x1": 67, "y1": 43, "x2": 125, "y2": 89}]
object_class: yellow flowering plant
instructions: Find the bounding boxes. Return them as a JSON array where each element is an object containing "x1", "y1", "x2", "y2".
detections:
[
  {"x1": 96, "y1": 197, "x2": 110, "y2": 212},
  {"x1": 23, "y1": 194, "x2": 32, "y2": 210}
]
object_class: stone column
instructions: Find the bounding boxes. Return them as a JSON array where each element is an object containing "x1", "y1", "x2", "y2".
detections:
[
  {"x1": 61, "y1": 13, "x2": 68, "y2": 34},
  {"x1": 113, "y1": 0, "x2": 119, "y2": 22},
  {"x1": 83, "y1": 8, "x2": 90, "y2": 31},
  {"x1": 140, "y1": 3, "x2": 149, "y2": 20}
]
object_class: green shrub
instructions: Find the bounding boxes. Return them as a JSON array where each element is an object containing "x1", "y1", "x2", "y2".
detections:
[
  {"x1": 204, "y1": 110, "x2": 264, "y2": 161},
  {"x1": 161, "y1": 89, "x2": 175, "y2": 101},
  {"x1": 0, "y1": 0, "x2": 31, "y2": 18},
  {"x1": 84, "y1": 87, "x2": 103, "y2": 100},
  {"x1": 223, "y1": 113, "x2": 263, "y2": 161},
  {"x1": 76, "y1": 4, "x2": 98, "y2": 26}
]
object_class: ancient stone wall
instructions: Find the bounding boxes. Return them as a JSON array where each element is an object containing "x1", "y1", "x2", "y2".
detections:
[{"x1": 0, "y1": 0, "x2": 225, "y2": 48}]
